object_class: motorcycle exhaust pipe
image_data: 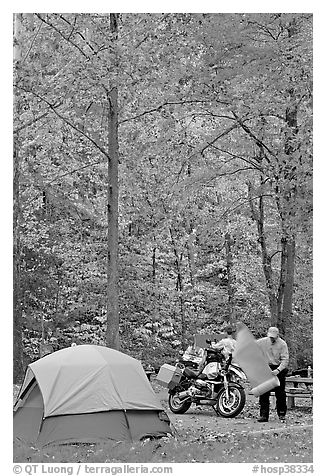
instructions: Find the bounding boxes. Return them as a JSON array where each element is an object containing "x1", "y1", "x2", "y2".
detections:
[{"x1": 177, "y1": 390, "x2": 191, "y2": 400}]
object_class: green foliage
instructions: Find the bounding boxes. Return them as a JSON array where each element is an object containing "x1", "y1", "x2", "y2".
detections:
[{"x1": 14, "y1": 13, "x2": 312, "y2": 372}]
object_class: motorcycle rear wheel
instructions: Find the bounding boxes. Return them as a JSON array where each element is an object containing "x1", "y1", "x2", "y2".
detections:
[
  {"x1": 214, "y1": 383, "x2": 246, "y2": 418},
  {"x1": 168, "y1": 393, "x2": 192, "y2": 414}
]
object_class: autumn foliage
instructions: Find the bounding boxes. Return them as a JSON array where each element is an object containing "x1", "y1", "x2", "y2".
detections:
[{"x1": 13, "y1": 13, "x2": 312, "y2": 382}]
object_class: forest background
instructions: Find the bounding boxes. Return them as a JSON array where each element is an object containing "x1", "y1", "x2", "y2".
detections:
[{"x1": 12, "y1": 12, "x2": 313, "y2": 383}]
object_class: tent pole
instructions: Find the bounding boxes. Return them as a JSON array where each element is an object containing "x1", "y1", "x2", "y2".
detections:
[{"x1": 123, "y1": 410, "x2": 133, "y2": 442}]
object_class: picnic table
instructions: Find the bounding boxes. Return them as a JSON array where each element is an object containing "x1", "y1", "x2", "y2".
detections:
[{"x1": 285, "y1": 376, "x2": 313, "y2": 409}]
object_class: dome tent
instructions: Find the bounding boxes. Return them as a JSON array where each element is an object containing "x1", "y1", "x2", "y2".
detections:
[{"x1": 13, "y1": 345, "x2": 171, "y2": 446}]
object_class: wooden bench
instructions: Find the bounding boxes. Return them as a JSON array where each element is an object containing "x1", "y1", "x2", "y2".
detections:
[
  {"x1": 286, "y1": 387, "x2": 312, "y2": 409},
  {"x1": 271, "y1": 376, "x2": 313, "y2": 409}
]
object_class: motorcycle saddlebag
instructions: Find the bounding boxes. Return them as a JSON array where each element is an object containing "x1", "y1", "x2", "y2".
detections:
[{"x1": 156, "y1": 364, "x2": 183, "y2": 389}]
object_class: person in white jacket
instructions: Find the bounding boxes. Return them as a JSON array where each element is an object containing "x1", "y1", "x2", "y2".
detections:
[
  {"x1": 212, "y1": 325, "x2": 236, "y2": 359},
  {"x1": 256, "y1": 326, "x2": 289, "y2": 423}
]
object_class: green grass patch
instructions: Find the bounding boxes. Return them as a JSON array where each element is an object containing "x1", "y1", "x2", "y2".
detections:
[{"x1": 14, "y1": 425, "x2": 312, "y2": 464}]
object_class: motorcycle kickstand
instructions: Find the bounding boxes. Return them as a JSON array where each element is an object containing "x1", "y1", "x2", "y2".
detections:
[{"x1": 212, "y1": 404, "x2": 219, "y2": 417}]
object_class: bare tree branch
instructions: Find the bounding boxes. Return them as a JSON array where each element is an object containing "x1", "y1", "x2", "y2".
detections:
[
  {"x1": 270, "y1": 250, "x2": 282, "y2": 260},
  {"x1": 175, "y1": 122, "x2": 242, "y2": 181},
  {"x1": 16, "y1": 84, "x2": 111, "y2": 160},
  {"x1": 210, "y1": 145, "x2": 265, "y2": 173},
  {"x1": 57, "y1": 14, "x2": 97, "y2": 54},
  {"x1": 47, "y1": 160, "x2": 104, "y2": 187},
  {"x1": 134, "y1": 14, "x2": 170, "y2": 48},
  {"x1": 232, "y1": 111, "x2": 277, "y2": 161},
  {"x1": 35, "y1": 13, "x2": 89, "y2": 59},
  {"x1": 14, "y1": 109, "x2": 50, "y2": 134},
  {"x1": 26, "y1": 160, "x2": 105, "y2": 205},
  {"x1": 119, "y1": 99, "x2": 213, "y2": 124},
  {"x1": 22, "y1": 21, "x2": 43, "y2": 63},
  {"x1": 200, "y1": 123, "x2": 239, "y2": 155},
  {"x1": 181, "y1": 166, "x2": 263, "y2": 192},
  {"x1": 247, "y1": 20, "x2": 279, "y2": 41}
]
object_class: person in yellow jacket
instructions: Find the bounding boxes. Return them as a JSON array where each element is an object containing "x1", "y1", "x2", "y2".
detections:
[{"x1": 256, "y1": 327, "x2": 289, "y2": 422}]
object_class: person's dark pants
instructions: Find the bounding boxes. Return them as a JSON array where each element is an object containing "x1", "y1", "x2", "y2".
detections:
[{"x1": 259, "y1": 365, "x2": 288, "y2": 420}]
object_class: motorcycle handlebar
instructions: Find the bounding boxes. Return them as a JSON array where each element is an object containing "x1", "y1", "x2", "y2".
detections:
[{"x1": 206, "y1": 339, "x2": 218, "y2": 345}]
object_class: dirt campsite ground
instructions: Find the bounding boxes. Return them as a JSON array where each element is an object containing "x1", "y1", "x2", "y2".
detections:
[
  {"x1": 151, "y1": 380, "x2": 313, "y2": 463},
  {"x1": 154, "y1": 381, "x2": 312, "y2": 435}
]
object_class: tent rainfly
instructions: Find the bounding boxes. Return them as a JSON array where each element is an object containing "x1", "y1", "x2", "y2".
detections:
[{"x1": 13, "y1": 345, "x2": 172, "y2": 446}]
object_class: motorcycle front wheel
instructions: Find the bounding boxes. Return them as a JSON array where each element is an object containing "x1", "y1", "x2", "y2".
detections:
[
  {"x1": 214, "y1": 383, "x2": 246, "y2": 418},
  {"x1": 168, "y1": 392, "x2": 192, "y2": 414}
]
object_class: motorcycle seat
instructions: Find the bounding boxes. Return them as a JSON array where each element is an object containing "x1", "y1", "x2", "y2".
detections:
[
  {"x1": 197, "y1": 373, "x2": 208, "y2": 380},
  {"x1": 184, "y1": 368, "x2": 200, "y2": 378},
  {"x1": 183, "y1": 368, "x2": 208, "y2": 379}
]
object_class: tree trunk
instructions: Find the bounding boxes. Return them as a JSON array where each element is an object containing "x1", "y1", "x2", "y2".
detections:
[
  {"x1": 187, "y1": 227, "x2": 196, "y2": 286},
  {"x1": 275, "y1": 18, "x2": 299, "y2": 335},
  {"x1": 278, "y1": 239, "x2": 295, "y2": 335},
  {"x1": 225, "y1": 232, "x2": 236, "y2": 323},
  {"x1": 272, "y1": 20, "x2": 299, "y2": 335},
  {"x1": 152, "y1": 246, "x2": 156, "y2": 282},
  {"x1": 13, "y1": 138, "x2": 23, "y2": 382},
  {"x1": 248, "y1": 181, "x2": 278, "y2": 324},
  {"x1": 106, "y1": 14, "x2": 119, "y2": 349},
  {"x1": 13, "y1": 13, "x2": 24, "y2": 383},
  {"x1": 169, "y1": 228, "x2": 186, "y2": 347}
]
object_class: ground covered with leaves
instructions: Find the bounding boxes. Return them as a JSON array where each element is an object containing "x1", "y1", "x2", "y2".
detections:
[{"x1": 13, "y1": 382, "x2": 313, "y2": 463}]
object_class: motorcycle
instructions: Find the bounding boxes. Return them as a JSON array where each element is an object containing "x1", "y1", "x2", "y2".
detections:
[{"x1": 168, "y1": 343, "x2": 247, "y2": 418}]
